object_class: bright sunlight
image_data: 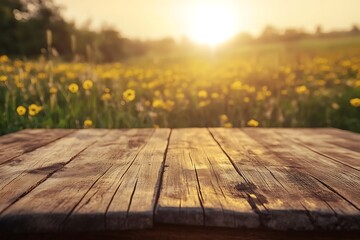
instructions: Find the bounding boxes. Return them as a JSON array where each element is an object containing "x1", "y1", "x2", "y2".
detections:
[{"x1": 187, "y1": 3, "x2": 238, "y2": 46}]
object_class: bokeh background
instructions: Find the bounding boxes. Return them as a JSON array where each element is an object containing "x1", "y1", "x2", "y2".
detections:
[{"x1": 0, "y1": 0, "x2": 359, "y2": 134}]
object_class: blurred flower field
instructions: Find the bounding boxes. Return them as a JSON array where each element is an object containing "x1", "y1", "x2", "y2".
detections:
[{"x1": 0, "y1": 47, "x2": 360, "y2": 135}]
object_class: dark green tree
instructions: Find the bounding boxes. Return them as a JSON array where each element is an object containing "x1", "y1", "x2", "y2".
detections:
[{"x1": 0, "y1": 0, "x2": 24, "y2": 55}]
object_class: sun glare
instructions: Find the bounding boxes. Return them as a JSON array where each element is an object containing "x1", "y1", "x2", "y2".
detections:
[{"x1": 188, "y1": 3, "x2": 238, "y2": 47}]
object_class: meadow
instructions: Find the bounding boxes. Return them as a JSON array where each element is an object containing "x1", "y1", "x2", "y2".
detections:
[{"x1": 0, "y1": 36, "x2": 360, "y2": 135}]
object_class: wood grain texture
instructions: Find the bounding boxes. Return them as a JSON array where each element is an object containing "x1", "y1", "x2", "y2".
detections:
[
  {"x1": 0, "y1": 129, "x2": 73, "y2": 164},
  {"x1": 242, "y1": 128, "x2": 360, "y2": 229},
  {"x1": 0, "y1": 129, "x2": 152, "y2": 233},
  {"x1": 65, "y1": 128, "x2": 170, "y2": 231},
  {"x1": 0, "y1": 129, "x2": 108, "y2": 214},
  {"x1": 298, "y1": 128, "x2": 360, "y2": 152},
  {"x1": 156, "y1": 128, "x2": 259, "y2": 228},
  {"x1": 209, "y1": 128, "x2": 360, "y2": 230},
  {"x1": 0, "y1": 128, "x2": 359, "y2": 234},
  {"x1": 0, "y1": 129, "x2": 171, "y2": 233},
  {"x1": 274, "y1": 129, "x2": 360, "y2": 170}
]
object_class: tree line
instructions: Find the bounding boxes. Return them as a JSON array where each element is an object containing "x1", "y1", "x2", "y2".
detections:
[
  {"x1": 1, "y1": 0, "x2": 359, "y2": 62},
  {"x1": 0, "y1": 0, "x2": 177, "y2": 62}
]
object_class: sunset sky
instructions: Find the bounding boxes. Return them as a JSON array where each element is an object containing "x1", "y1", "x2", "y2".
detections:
[{"x1": 56, "y1": 0, "x2": 360, "y2": 42}]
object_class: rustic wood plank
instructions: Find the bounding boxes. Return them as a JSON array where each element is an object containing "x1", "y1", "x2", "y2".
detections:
[
  {"x1": 64, "y1": 128, "x2": 170, "y2": 231},
  {"x1": 301, "y1": 128, "x2": 360, "y2": 152},
  {"x1": 156, "y1": 128, "x2": 259, "y2": 228},
  {"x1": 0, "y1": 129, "x2": 74, "y2": 164},
  {"x1": 273, "y1": 129, "x2": 360, "y2": 170},
  {"x1": 209, "y1": 128, "x2": 360, "y2": 230},
  {"x1": 0, "y1": 129, "x2": 109, "y2": 214},
  {"x1": 242, "y1": 128, "x2": 360, "y2": 225},
  {"x1": 0, "y1": 128, "x2": 359, "y2": 234},
  {"x1": 0, "y1": 129, "x2": 155, "y2": 233}
]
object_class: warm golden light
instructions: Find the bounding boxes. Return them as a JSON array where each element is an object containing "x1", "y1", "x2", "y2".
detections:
[{"x1": 187, "y1": 3, "x2": 238, "y2": 46}]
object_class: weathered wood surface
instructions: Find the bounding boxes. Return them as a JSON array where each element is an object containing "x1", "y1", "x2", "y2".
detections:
[
  {"x1": 157, "y1": 129, "x2": 258, "y2": 228},
  {"x1": 0, "y1": 129, "x2": 73, "y2": 164},
  {"x1": 0, "y1": 128, "x2": 359, "y2": 235}
]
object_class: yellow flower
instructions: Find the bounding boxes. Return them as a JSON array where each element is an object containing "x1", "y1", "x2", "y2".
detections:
[
  {"x1": 83, "y1": 79, "x2": 93, "y2": 90},
  {"x1": 0, "y1": 55, "x2": 9, "y2": 63},
  {"x1": 211, "y1": 92, "x2": 220, "y2": 99},
  {"x1": 219, "y1": 114, "x2": 228, "y2": 123},
  {"x1": 28, "y1": 109, "x2": 36, "y2": 116},
  {"x1": 37, "y1": 73, "x2": 47, "y2": 79},
  {"x1": 198, "y1": 100, "x2": 209, "y2": 108},
  {"x1": 123, "y1": 89, "x2": 136, "y2": 102},
  {"x1": 127, "y1": 80, "x2": 137, "y2": 88},
  {"x1": 263, "y1": 90, "x2": 272, "y2": 97},
  {"x1": 152, "y1": 99, "x2": 165, "y2": 109},
  {"x1": 68, "y1": 83, "x2": 79, "y2": 93},
  {"x1": 16, "y1": 106, "x2": 26, "y2": 116},
  {"x1": 154, "y1": 90, "x2": 161, "y2": 97},
  {"x1": 230, "y1": 81, "x2": 242, "y2": 90},
  {"x1": 350, "y1": 98, "x2": 360, "y2": 107},
  {"x1": 0, "y1": 75, "x2": 7, "y2": 82},
  {"x1": 355, "y1": 80, "x2": 360, "y2": 88},
  {"x1": 101, "y1": 93, "x2": 112, "y2": 102},
  {"x1": 83, "y1": 119, "x2": 93, "y2": 128},
  {"x1": 247, "y1": 119, "x2": 259, "y2": 127},
  {"x1": 49, "y1": 87, "x2": 58, "y2": 94},
  {"x1": 6, "y1": 66, "x2": 13, "y2": 73},
  {"x1": 14, "y1": 60, "x2": 22, "y2": 67},
  {"x1": 295, "y1": 85, "x2": 308, "y2": 94},
  {"x1": 243, "y1": 97, "x2": 250, "y2": 103},
  {"x1": 224, "y1": 122, "x2": 233, "y2": 128},
  {"x1": 256, "y1": 92, "x2": 265, "y2": 101},
  {"x1": 28, "y1": 104, "x2": 43, "y2": 116},
  {"x1": 245, "y1": 86, "x2": 255, "y2": 93},
  {"x1": 66, "y1": 72, "x2": 76, "y2": 79},
  {"x1": 198, "y1": 90, "x2": 208, "y2": 98}
]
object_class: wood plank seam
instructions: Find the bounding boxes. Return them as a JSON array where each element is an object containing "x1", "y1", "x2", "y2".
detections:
[
  {"x1": 61, "y1": 164, "x2": 115, "y2": 227},
  {"x1": 103, "y1": 130, "x2": 156, "y2": 229},
  {"x1": 0, "y1": 131, "x2": 103, "y2": 193},
  {"x1": 240, "y1": 128, "x2": 360, "y2": 230},
  {"x1": 309, "y1": 175, "x2": 360, "y2": 211},
  {"x1": 269, "y1": 130, "x2": 360, "y2": 210},
  {"x1": 59, "y1": 129, "x2": 156, "y2": 231},
  {"x1": 205, "y1": 156, "x2": 226, "y2": 199},
  {"x1": 274, "y1": 130, "x2": 360, "y2": 172},
  {"x1": 207, "y1": 128, "x2": 269, "y2": 228},
  {"x1": 299, "y1": 143, "x2": 360, "y2": 172},
  {"x1": 259, "y1": 165, "x2": 321, "y2": 227},
  {"x1": 209, "y1": 128, "x2": 360, "y2": 230},
  {"x1": 301, "y1": 128, "x2": 360, "y2": 152},
  {"x1": 0, "y1": 128, "x2": 359, "y2": 233},
  {"x1": 157, "y1": 129, "x2": 259, "y2": 228},
  {"x1": 126, "y1": 175, "x2": 140, "y2": 220},
  {"x1": 0, "y1": 130, "x2": 75, "y2": 166},
  {"x1": 153, "y1": 129, "x2": 172, "y2": 225},
  {"x1": 0, "y1": 130, "x2": 109, "y2": 215},
  {"x1": 188, "y1": 152, "x2": 207, "y2": 225}
]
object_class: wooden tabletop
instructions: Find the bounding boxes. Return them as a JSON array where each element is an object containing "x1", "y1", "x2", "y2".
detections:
[{"x1": 0, "y1": 128, "x2": 359, "y2": 236}]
